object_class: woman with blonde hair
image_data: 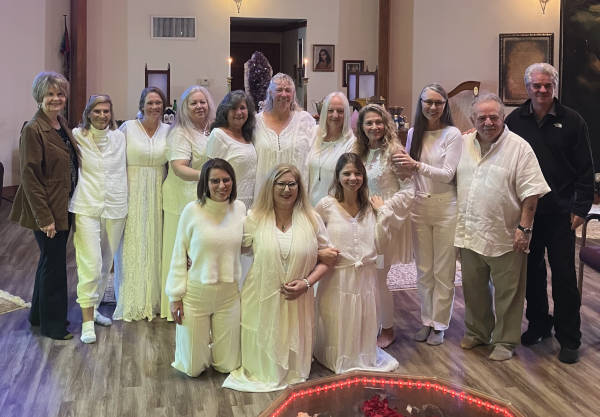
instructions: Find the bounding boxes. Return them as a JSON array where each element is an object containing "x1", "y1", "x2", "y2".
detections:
[
  {"x1": 253, "y1": 73, "x2": 316, "y2": 199},
  {"x1": 223, "y1": 164, "x2": 331, "y2": 392},
  {"x1": 392, "y1": 83, "x2": 462, "y2": 345},
  {"x1": 114, "y1": 86, "x2": 169, "y2": 321},
  {"x1": 160, "y1": 85, "x2": 216, "y2": 320},
  {"x1": 307, "y1": 91, "x2": 355, "y2": 206},
  {"x1": 354, "y1": 104, "x2": 415, "y2": 348},
  {"x1": 70, "y1": 94, "x2": 127, "y2": 343}
]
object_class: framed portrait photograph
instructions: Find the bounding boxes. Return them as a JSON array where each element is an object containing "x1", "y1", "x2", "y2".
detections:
[
  {"x1": 313, "y1": 44, "x2": 335, "y2": 72},
  {"x1": 342, "y1": 60, "x2": 364, "y2": 87},
  {"x1": 499, "y1": 33, "x2": 554, "y2": 105}
]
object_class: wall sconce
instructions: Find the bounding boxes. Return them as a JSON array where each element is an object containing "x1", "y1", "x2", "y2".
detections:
[
  {"x1": 234, "y1": 0, "x2": 242, "y2": 13},
  {"x1": 539, "y1": 0, "x2": 549, "y2": 14}
]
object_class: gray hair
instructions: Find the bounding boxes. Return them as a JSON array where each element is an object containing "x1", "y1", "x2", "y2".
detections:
[
  {"x1": 316, "y1": 91, "x2": 353, "y2": 144},
  {"x1": 261, "y1": 73, "x2": 300, "y2": 112},
  {"x1": 32, "y1": 71, "x2": 69, "y2": 104},
  {"x1": 524, "y1": 63, "x2": 559, "y2": 95},
  {"x1": 171, "y1": 85, "x2": 216, "y2": 135},
  {"x1": 471, "y1": 92, "x2": 505, "y2": 118}
]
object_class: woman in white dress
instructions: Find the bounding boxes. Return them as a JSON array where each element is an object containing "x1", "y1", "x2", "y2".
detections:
[
  {"x1": 253, "y1": 73, "x2": 316, "y2": 199},
  {"x1": 166, "y1": 158, "x2": 245, "y2": 377},
  {"x1": 354, "y1": 104, "x2": 415, "y2": 348},
  {"x1": 307, "y1": 91, "x2": 355, "y2": 206},
  {"x1": 70, "y1": 95, "x2": 127, "y2": 343},
  {"x1": 314, "y1": 152, "x2": 399, "y2": 373},
  {"x1": 392, "y1": 84, "x2": 462, "y2": 345},
  {"x1": 223, "y1": 164, "x2": 331, "y2": 392},
  {"x1": 114, "y1": 87, "x2": 169, "y2": 321},
  {"x1": 207, "y1": 90, "x2": 257, "y2": 209},
  {"x1": 160, "y1": 86, "x2": 216, "y2": 320}
]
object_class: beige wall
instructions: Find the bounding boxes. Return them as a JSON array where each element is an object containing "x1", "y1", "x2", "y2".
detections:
[
  {"x1": 0, "y1": 0, "x2": 70, "y2": 186},
  {"x1": 87, "y1": 0, "x2": 379, "y2": 121},
  {"x1": 390, "y1": 0, "x2": 560, "y2": 123}
]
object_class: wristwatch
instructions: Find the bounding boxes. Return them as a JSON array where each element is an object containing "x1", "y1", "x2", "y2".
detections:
[{"x1": 517, "y1": 224, "x2": 532, "y2": 234}]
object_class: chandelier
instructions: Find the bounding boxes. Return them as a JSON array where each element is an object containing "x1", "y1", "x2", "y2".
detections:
[
  {"x1": 539, "y1": 0, "x2": 549, "y2": 14},
  {"x1": 234, "y1": 0, "x2": 242, "y2": 14}
]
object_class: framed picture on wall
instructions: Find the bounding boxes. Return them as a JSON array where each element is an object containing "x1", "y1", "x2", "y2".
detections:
[
  {"x1": 342, "y1": 60, "x2": 364, "y2": 87},
  {"x1": 499, "y1": 33, "x2": 554, "y2": 105},
  {"x1": 313, "y1": 44, "x2": 335, "y2": 72}
]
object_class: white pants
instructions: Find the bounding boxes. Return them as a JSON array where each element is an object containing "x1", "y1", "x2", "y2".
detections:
[
  {"x1": 411, "y1": 192, "x2": 457, "y2": 330},
  {"x1": 74, "y1": 214, "x2": 126, "y2": 309},
  {"x1": 173, "y1": 282, "x2": 240, "y2": 377},
  {"x1": 376, "y1": 265, "x2": 394, "y2": 329}
]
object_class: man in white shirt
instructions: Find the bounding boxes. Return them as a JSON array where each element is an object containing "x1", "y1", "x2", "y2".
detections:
[{"x1": 454, "y1": 93, "x2": 550, "y2": 361}]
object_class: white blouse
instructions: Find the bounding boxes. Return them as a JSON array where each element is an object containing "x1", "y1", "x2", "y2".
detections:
[
  {"x1": 120, "y1": 119, "x2": 169, "y2": 168},
  {"x1": 69, "y1": 126, "x2": 127, "y2": 219},
  {"x1": 307, "y1": 132, "x2": 356, "y2": 206},
  {"x1": 163, "y1": 127, "x2": 210, "y2": 215},
  {"x1": 206, "y1": 128, "x2": 257, "y2": 209},
  {"x1": 165, "y1": 198, "x2": 246, "y2": 301},
  {"x1": 253, "y1": 111, "x2": 316, "y2": 200}
]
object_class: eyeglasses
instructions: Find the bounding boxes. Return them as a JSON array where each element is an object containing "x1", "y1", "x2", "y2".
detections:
[
  {"x1": 275, "y1": 181, "x2": 298, "y2": 190},
  {"x1": 209, "y1": 177, "x2": 232, "y2": 185},
  {"x1": 421, "y1": 99, "x2": 446, "y2": 107}
]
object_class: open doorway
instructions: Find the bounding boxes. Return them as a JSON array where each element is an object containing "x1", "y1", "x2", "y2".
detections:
[{"x1": 230, "y1": 17, "x2": 307, "y2": 103}]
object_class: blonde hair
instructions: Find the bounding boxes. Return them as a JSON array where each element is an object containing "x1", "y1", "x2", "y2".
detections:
[
  {"x1": 32, "y1": 71, "x2": 69, "y2": 104},
  {"x1": 353, "y1": 104, "x2": 402, "y2": 161},
  {"x1": 251, "y1": 164, "x2": 318, "y2": 232},
  {"x1": 262, "y1": 73, "x2": 300, "y2": 112}
]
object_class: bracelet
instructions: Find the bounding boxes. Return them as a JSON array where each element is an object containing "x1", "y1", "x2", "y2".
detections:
[{"x1": 302, "y1": 278, "x2": 311, "y2": 289}]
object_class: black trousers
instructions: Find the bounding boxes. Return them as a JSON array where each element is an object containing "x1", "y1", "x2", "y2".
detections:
[
  {"x1": 30, "y1": 228, "x2": 70, "y2": 339},
  {"x1": 525, "y1": 213, "x2": 581, "y2": 349}
]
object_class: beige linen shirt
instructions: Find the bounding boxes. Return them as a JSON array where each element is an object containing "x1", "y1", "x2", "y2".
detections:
[{"x1": 454, "y1": 126, "x2": 550, "y2": 257}]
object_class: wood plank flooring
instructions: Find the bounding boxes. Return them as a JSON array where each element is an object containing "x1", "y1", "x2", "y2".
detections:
[{"x1": 1, "y1": 200, "x2": 599, "y2": 417}]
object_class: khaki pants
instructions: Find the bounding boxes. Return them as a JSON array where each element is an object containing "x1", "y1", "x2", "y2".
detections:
[{"x1": 460, "y1": 248, "x2": 526, "y2": 349}]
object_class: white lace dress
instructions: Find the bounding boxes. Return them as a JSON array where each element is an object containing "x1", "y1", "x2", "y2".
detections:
[
  {"x1": 206, "y1": 128, "x2": 257, "y2": 209},
  {"x1": 314, "y1": 197, "x2": 399, "y2": 373},
  {"x1": 253, "y1": 111, "x2": 316, "y2": 200},
  {"x1": 365, "y1": 147, "x2": 415, "y2": 266},
  {"x1": 113, "y1": 119, "x2": 169, "y2": 321}
]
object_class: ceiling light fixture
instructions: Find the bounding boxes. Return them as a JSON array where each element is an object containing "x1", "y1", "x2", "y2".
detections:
[
  {"x1": 234, "y1": 0, "x2": 243, "y2": 14},
  {"x1": 539, "y1": 0, "x2": 549, "y2": 14}
]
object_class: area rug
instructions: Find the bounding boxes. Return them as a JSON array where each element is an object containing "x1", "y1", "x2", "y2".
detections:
[
  {"x1": 387, "y1": 261, "x2": 462, "y2": 291},
  {"x1": 0, "y1": 290, "x2": 31, "y2": 315}
]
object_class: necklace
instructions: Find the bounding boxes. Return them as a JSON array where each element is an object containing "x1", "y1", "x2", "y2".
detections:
[{"x1": 276, "y1": 214, "x2": 292, "y2": 232}]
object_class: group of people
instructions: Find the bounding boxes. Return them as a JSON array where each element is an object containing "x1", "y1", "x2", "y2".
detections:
[{"x1": 10, "y1": 61, "x2": 592, "y2": 392}]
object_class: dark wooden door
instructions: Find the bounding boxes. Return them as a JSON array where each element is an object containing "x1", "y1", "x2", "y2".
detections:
[{"x1": 230, "y1": 42, "x2": 280, "y2": 91}]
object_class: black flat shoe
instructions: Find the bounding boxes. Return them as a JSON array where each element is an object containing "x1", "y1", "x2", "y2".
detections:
[
  {"x1": 43, "y1": 332, "x2": 73, "y2": 340},
  {"x1": 521, "y1": 326, "x2": 552, "y2": 346},
  {"x1": 558, "y1": 346, "x2": 579, "y2": 364}
]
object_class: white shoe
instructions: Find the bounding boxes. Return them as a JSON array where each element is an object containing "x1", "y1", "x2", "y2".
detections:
[
  {"x1": 94, "y1": 310, "x2": 112, "y2": 327},
  {"x1": 80, "y1": 321, "x2": 96, "y2": 344}
]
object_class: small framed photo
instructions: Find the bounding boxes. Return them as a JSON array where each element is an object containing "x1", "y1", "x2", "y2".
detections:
[
  {"x1": 499, "y1": 33, "x2": 554, "y2": 105},
  {"x1": 313, "y1": 44, "x2": 335, "y2": 72},
  {"x1": 342, "y1": 60, "x2": 364, "y2": 87}
]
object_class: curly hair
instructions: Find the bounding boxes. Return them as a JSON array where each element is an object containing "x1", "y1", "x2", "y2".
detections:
[
  {"x1": 353, "y1": 104, "x2": 401, "y2": 160},
  {"x1": 210, "y1": 90, "x2": 256, "y2": 143}
]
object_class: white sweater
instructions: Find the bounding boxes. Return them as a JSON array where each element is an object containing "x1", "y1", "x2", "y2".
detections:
[{"x1": 165, "y1": 198, "x2": 246, "y2": 301}]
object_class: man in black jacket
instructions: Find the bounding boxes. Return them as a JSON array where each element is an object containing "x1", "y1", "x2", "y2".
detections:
[{"x1": 505, "y1": 63, "x2": 594, "y2": 364}]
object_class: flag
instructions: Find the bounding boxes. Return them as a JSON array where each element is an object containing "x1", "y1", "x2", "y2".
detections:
[{"x1": 60, "y1": 16, "x2": 70, "y2": 80}]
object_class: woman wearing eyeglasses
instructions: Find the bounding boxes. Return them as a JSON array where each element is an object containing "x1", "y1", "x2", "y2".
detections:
[
  {"x1": 392, "y1": 83, "x2": 462, "y2": 346},
  {"x1": 223, "y1": 164, "x2": 331, "y2": 392},
  {"x1": 165, "y1": 158, "x2": 246, "y2": 377}
]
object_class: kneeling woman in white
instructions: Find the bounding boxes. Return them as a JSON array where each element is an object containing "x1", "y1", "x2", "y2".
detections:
[
  {"x1": 70, "y1": 95, "x2": 127, "y2": 343},
  {"x1": 223, "y1": 164, "x2": 331, "y2": 392},
  {"x1": 166, "y1": 158, "x2": 246, "y2": 376},
  {"x1": 315, "y1": 153, "x2": 398, "y2": 373}
]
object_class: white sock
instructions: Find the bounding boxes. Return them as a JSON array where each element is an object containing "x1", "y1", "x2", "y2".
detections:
[
  {"x1": 94, "y1": 309, "x2": 112, "y2": 327},
  {"x1": 81, "y1": 321, "x2": 96, "y2": 344}
]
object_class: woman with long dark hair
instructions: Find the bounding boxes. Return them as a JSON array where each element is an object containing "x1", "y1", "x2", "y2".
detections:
[{"x1": 392, "y1": 83, "x2": 462, "y2": 345}]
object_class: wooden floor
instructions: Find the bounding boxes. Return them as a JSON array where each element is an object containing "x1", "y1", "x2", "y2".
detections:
[{"x1": 1, "y1": 200, "x2": 599, "y2": 417}]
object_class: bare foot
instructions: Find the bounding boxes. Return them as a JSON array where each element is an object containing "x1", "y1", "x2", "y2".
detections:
[{"x1": 377, "y1": 327, "x2": 395, "y2": 348}]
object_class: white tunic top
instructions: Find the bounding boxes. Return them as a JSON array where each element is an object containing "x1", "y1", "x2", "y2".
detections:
[
  {"x1": 165, "y1": 198, "x2": 246, "y2": 301},
  {"x1": 206, "y1": 128, "x2": 257, "y2": 209},
  {"x1": 253, "y1": 111, "x2": 316, "y2": 200},
  {"x1": 307, "y1": 131, "x2": 356, "y2": 206},
  {"x1": 162, "y1": 127, "x2": 210, "y2": 215},
  {"x1": 365, "y1": 147, "x2": 415, "y2": 265},
  {"x1": 69, "y1": 126, "x2": 127, "y2": 219},
  {"x1": 406, "y1": 126, "x2": 462, "y2": 195},
  {"x1": 454, "y1": 126, "x2": 550, "y2": 257}
]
